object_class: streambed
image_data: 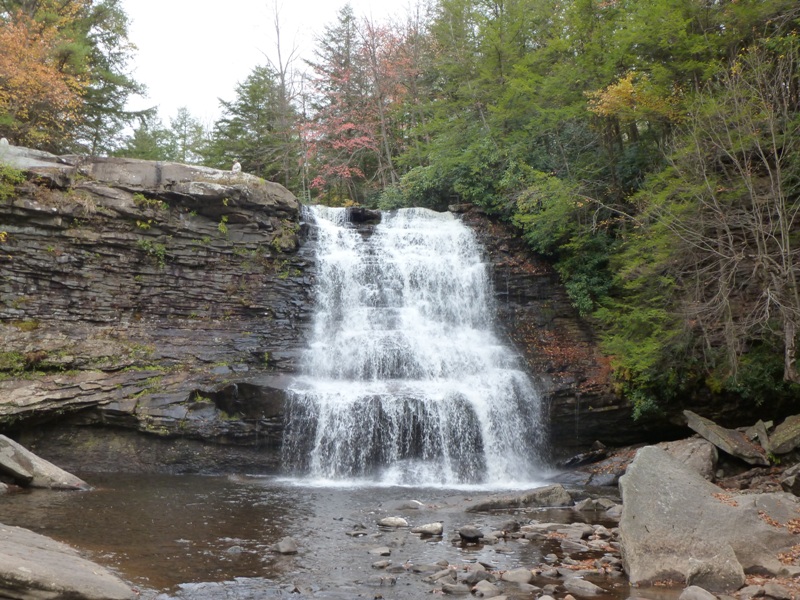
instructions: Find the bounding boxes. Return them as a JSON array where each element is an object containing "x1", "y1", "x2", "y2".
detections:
[{"x1": 0, "y1": 473, "x2": 681, "y2": 600}]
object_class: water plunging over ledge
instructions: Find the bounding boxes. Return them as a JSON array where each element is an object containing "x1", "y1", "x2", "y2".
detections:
[{"x1": 282, "y1": 206, "x2": 545, "y2": 487}]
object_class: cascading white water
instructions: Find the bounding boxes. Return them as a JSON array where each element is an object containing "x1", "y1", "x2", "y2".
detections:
[{"x1": 283, "y1": 206, "x2": 545, "y2": 487}]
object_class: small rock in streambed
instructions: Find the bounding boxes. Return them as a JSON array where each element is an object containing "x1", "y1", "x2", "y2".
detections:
[
  {"x1": 500, "y1": 568, "x2": 533, "y2": 584},
  {"x1": 369, "y1": 546, "x2": 392, "y2": 556},
  {"x1": 563, "y1": 577, "x2": 605, "y2": 596},
  {"x1": 273, "y1": 537, "x2": 298, "y2": 554},
  {"x1": 372, "y1": 559, "x2": 391, "y2": 569},
  {"x1": 377, "y1": 516, "x2": 409, "y2": 528},
  {"x1": 424, "y1": 569, "x2": 454, "y2": 583},
  {"x1": 458, "y1": 525, "x2": 484, "y2": 544},
  {"x1": 441, "y1": 582, "x2": 472, "y2": 594},
  {"x1": 461, "y1": 568, "x2": 490, "y2": 585},
  {"x1": 397, "y1": 499, "x2": 426, "y2": 510},
  {"x1": 472, "y1": 579, "x2": 502, "y2": 598},
  {"x1": 411, "y1": 522, "x2": 444, "y2": 536}
]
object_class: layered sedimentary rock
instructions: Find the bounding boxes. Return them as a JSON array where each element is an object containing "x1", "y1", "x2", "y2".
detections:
[
  {"x1": 1, "y1": 146, "x2": 643, "y2": 470},
  {"x1": 1, "y1": 146, "x2": 314, "y2": 471}
]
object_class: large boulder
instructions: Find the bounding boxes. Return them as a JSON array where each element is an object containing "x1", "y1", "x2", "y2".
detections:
[
  {"x1": 0, "y1": 435, "x2": 89, "y2": 489},
  {"x1": 619, "y1": 446, "x2": 800, "y2": 592},
  {"x1": 0, "y1": 522, "x2": 135, "y2": 599}
]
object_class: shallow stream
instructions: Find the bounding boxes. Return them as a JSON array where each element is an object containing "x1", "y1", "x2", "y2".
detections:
[{"x1": 0, "y1": 473, "x2": 683, "y2": 600}]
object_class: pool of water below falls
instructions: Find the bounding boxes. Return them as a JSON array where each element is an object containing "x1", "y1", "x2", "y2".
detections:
[{"x1": 0, "y1": 473, "x2": 684, "y2": 600}]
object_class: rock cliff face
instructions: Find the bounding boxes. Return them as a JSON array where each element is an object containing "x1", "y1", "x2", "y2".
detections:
[
  {"x1": 455, "y1": 207, "x2": 661, "y2": 455},
  {"x1": 0, "y1": 146, "x2": 314, "y2": 471},
  {"x1": 1, "y1": 146, "x2": 645, "y2": 472}
]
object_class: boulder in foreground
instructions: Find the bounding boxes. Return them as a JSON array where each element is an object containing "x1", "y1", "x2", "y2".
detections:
[
  {"x1": 619, "y1": 446, "x2": 800, "y2": 593},
  {"x1": 0, "y1": 522, "x2": 135, "y2": 600}
]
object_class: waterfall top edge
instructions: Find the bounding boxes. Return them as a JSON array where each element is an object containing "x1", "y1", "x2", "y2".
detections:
[{"x1": 308, "y1": 205, "x2": 457, "y2": 226}]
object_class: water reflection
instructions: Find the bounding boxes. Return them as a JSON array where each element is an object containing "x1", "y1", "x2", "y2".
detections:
[{"x1": 0, "y1": 474, "x2": 309, "y2": 591}]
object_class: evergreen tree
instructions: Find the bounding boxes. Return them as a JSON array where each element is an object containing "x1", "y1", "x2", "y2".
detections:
[{"x1": 203, "y1": 65, "x2": 301, "y2": 186}]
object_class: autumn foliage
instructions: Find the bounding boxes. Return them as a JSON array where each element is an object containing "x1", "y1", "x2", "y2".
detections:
[{"x1": 0, "y1": 9, "x2": 86, "y2": 147}]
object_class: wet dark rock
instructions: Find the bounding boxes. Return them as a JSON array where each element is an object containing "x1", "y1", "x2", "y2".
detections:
[
  {"x1": 561, "y1": 441, "x2": 608, "y2": 468},
  {"x1": 458, "y1": 526, "x2": 484, "y2": 544},
  {"x1": 345, "y1": 206, "x2": 381, "y2": 224},
  {"x1": 0, "y1": 522, "x2": 135, "y2": 599},
  {"x1": 0, "y1": 434, "x2": 89, "y2": 489},
  {"x1": 685, "y1": 411, "x2": 769, "y2": 466}
]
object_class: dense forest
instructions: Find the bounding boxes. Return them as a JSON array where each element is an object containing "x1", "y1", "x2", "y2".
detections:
[{"x1": 1, "y1": 0, "x2": 799, "y2": 417}]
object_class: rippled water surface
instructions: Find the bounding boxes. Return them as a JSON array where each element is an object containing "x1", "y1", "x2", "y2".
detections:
[{"x1": 0, "y1": 473, "x2": 688, "y2": 600}]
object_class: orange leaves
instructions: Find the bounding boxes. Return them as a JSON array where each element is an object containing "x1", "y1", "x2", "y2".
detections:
[{"x1": 0, "y1": 10, "x2": 86, "y2": 147}]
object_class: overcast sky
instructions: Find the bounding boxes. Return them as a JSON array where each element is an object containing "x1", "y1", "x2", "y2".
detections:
[{"x1": 121, "y1": 0, "x2": 413, "y2": 127}]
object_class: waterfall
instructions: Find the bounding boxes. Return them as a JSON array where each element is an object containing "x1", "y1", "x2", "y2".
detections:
[{"x1": 283, "y1": 206, "x2": 545, "y2": 487}]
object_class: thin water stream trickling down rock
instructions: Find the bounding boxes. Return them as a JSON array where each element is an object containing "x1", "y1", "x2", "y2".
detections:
[{"x1": 1, "y1": 145, "x2": 632, "y2": 470}]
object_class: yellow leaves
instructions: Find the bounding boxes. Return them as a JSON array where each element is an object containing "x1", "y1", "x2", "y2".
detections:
[
  {"x1": 586, "y1": 71, "x2": 682, "y2": 124},
  {"x1": 586, "y1": 71, "x2": 637, "y2": 118},
  {"x1": 0, "y1": 10, "x2": 87, "y2": 146}
]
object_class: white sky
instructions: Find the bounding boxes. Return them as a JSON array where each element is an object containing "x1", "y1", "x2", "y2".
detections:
[{"x1": 121, "y1": 0, "x2": 414, "y2": 127}]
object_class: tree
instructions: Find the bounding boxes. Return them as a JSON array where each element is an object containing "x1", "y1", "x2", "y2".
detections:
[
  {"x1": 305, "y1": 5, "x2": 375, "y2": 203},
  {"x1": 203, "y1": 65, "x2": 301, "y2": 185},
  {"x1": 114, "y1": 113, "x2": 175, "y2": 161},
  {"x1": 169, "y1": 107, "x2": 204, "y2": 164},
  {"x1": 0, "y1": 9, "x2": 85, "y2": 148},
  {"x1": 656, "y1": 41, "x2": 800, "y2": 385},
  {"x1": 0, "y1": 0, "x2": 143, "y2": 153}
]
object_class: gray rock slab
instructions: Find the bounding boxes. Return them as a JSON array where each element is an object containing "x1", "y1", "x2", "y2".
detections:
[
  {"x1": 619, "y1": 446, "x2": 800, "y2": 592},
  {"x1": 684, "y1": 411, "x2": 769, "y2": 466},
  {"x1": 0, "y1": 435, "x2": 89, "y2": 489},
  {"x1": 0, "y1": 522, "x2": 135, "y2": 599},
  {"x1": 465, "y1": 484, "x2": 573, "y2": 512}
]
